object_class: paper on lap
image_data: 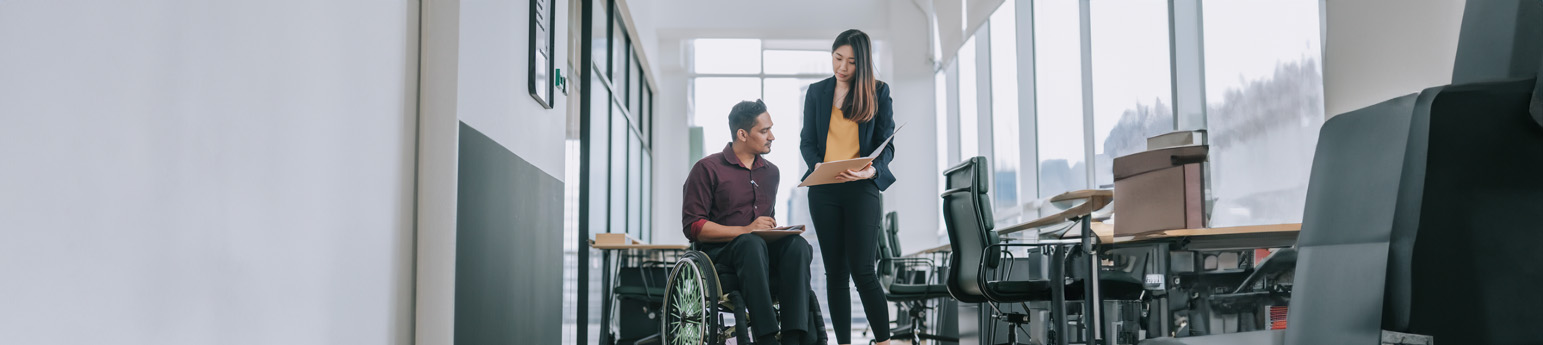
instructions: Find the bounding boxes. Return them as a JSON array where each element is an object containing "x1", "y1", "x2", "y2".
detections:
[{"x1": 752, "y1": 225, "x2": 805, "y2": 241}]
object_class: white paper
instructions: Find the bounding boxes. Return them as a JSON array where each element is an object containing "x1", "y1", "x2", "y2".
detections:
[{"x1": 865, "y1": 122, "x2": 906, "y2": 159}]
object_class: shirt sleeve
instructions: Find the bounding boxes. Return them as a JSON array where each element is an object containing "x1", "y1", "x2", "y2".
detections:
[{"x1": 681, "y1": 161, "x2": 713, "y2": 242}]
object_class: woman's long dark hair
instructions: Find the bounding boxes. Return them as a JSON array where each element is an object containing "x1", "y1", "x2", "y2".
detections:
[{"x1": 833, "y1": 29, "x2": 878, "y2": 123}]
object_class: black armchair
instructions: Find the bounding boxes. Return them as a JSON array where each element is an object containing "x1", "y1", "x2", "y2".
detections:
[
  {"x1": 945, "y1": 157, "x2": 1151, "y2": 345},
  {"x1": 874, "y1": 211, "x2": 958, "y2": 344}
]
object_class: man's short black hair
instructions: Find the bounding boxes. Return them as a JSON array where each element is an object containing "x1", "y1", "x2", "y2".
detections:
[{"x1": 728, "y1": 99, "x2": 767, "y2": 140}]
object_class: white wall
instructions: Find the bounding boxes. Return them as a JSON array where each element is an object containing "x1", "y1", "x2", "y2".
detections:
[
  {"x1": 647, "y1": 36, "x2": 693, "y2": 246},
  {"x1": 1324, "y1": 0, "x2": 1466, "y2": 116},
  {"x1": 883, "y1": 1, "x2": 946, "y2": 253},
  {"x1": 460, "y1": 0, "x2": 571, "y2": 177},
  {"x1": 415, "y1": 0, "x2": 459, "y2": 344},
  {"x1": 0, "y1": 2, "x2": 418, "y2": 344},
  {"x1": 631, "y1": 0, "x2": 892, "y2": 39},
  {"x1": 414, "y1": 1, "x2": 577, "y2": 344}
]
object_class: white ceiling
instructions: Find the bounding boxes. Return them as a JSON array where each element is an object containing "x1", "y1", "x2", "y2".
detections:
[{"x1": 629, "y1": 0, "x2": 896, "y2": 39}]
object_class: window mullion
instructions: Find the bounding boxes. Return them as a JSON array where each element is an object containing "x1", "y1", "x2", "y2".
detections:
[
  {"x1": 1170, "y1": 0, "x2": 1207, "y2": 131},
  {"x1": 1078, "y1": 0, "x2": 1096, "y2": 190}
]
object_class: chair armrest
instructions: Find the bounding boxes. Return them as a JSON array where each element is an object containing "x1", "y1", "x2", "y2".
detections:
[
  {"x1": 880, "y1": 256, "x2": 939, "y2": 284},
  {"x1": 1231, "y1": 247, "x2": 1297, "y2": 294},
  {"x1": 979, "y1": 242, "x2": 1074, "y2": 288},
  {"x1": 880, "y1": 256, "x2": 937, "y2": 267}
]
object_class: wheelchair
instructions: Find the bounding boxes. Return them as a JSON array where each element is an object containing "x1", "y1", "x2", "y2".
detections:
[{"x1": 660, "y1": 248, "x2": 829, "y2": 345}]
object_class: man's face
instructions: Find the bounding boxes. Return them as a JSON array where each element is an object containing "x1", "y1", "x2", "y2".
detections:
[{"x1": 737, "y1": 112, "x2": 775, "y2": 154}]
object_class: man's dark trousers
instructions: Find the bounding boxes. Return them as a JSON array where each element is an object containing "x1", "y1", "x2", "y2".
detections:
[{"x1": 701, "y1": 233, "x2": 813, "y2": 339}]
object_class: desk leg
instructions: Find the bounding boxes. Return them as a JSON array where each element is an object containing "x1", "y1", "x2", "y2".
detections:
[
  {"x1": 1051, "y1": 245, "x2": 1068, "y2": 345},
  {"x1": 1154, "y1": 242, "x2": 1172, "y2": 338},
  {"x1": 600, "y1": 249, "x2": 614, "y2": 345},
  {"x1": 1082, "y1": 215, "x2": 1103, "y2": 345}
]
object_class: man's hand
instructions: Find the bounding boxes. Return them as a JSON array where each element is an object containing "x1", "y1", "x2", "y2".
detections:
[
  {"x1": 745, "y1": 216, "x2": 778, "y2": 231},
  {"x1": 698, "y1": 217, "x2": 778, "y2": 243}
]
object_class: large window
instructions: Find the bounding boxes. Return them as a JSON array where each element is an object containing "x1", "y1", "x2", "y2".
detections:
[
  {"x1": 691, "y1": 77, "x2": 762, "y2": 151},
  {"x1": 689, "y1": 39, "x2": 827, "y2": 225},
  {"x1": 1033, "y1": 0, "x2": 1087, "y2": 198},
  {"x1": 762, "y1": 76, "x2": 825, "y2": 204},
  {"x1": 1202, "y1": 1, "x2": 1325, "y2": 227},
  {"x1": 988, "y1": 1, "x2": 1021, "y2": 215},
  {"x1": 1091, "y1": 0, "x2": 1173, "y2": 188},
  {"x1": 691, "y1": 38, "x2": 896, "y2": 341},
  {"x1": 931, "y1": 0, "x2": 1322, "y2": 229},
  {"x1": 693, "y1": 39, "x2": 762, "y2": 74},
  {"x1": 610, "y1": 101, "x2": 627, "y2": 236},
  {"x1": 958, "y1": 36, "x2": 979, "y2": 160},
  {"x1": 567, "y1": 0, "x2": 655, "y2": 343}
]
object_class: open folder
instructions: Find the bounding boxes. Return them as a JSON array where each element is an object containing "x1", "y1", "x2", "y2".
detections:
[
  {"x1": 798, "y1": 123, "x2": 905, "y2": 187},
  {"x1": 751, "y1": 225, "x2": 805, "y2": 241}
]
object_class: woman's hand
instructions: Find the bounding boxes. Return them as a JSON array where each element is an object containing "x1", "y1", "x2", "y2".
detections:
[{"x1": 836, "y1": 165, "x2": 876, "y2": 182}]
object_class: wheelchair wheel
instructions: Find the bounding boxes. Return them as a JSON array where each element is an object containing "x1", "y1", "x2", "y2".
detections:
[{"x1": 662, "y1": 251, "x2": 723, "y2": 345}]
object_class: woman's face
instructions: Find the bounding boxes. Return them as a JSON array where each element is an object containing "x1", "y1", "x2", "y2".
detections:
[{"x1": 831, "y1": 44, "x2": 856, "y2": 82}]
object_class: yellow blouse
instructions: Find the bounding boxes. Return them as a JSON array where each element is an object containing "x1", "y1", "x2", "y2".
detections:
[{"x1": 824, "y1": 107, "x2": 861, "y2": 162}]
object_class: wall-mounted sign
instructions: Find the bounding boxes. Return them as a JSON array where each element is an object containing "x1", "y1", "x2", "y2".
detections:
[{"x1": 528, "y1": 0, "x2": 556, "y2": 109}]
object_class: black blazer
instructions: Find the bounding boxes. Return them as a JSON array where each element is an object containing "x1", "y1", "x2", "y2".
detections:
[{"x1": 800, "y1": 77, "x2": 897, "y2": 191}]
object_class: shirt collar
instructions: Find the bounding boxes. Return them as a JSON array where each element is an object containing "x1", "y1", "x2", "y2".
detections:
[{"x1": 720, "y1": 142, "x2": 766, "y2": 170}]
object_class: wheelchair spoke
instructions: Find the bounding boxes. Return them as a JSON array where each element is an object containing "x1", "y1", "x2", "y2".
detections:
[{"x1": 665, "y1": 258, "x2": 714, "y2": 345}]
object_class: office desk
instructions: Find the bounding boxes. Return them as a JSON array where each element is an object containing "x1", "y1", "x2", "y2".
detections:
[
  {"x1": 991, "y1": 209, "x2": 1302, "y2": 341},
  {"x1": 994, "y1": 190, "x2": 1114, "y2": 236},
  {"x1": 589, "y1": 239, "x2": 689, "y2": 345},
  {"x1": 999, "y1": 219, "x2": 1300, "y2": 252},
  {"x1": 1111, "y1": 223, "x2": 1299, "y2": 251},
  {"x1": 591, "y1": 242, "x2": 690, "y2": 250},
  {"x1": 907, "y1": 243, "x2": 952, "y2": 257},
  {"x1": 1092, "y1": 224, "x2": 1299, "y2": 337}
]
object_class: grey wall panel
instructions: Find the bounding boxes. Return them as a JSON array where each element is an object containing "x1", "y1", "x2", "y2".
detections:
[{"x1": 455, "y1": 122, "x2": 564, "y2": 344}]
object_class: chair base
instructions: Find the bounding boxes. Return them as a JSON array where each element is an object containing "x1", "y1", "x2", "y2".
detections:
[{"x1": 990, "y1": 312, "x2": 1039, "y2": 345}]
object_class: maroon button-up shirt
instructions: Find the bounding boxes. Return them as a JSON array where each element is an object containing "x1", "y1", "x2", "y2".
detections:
[{"x1": 681, "y1": 143, "x2": 780, "y2": 242}]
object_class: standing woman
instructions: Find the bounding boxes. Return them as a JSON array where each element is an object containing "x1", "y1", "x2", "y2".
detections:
[{"x1": 800, "y1": 29, "x2": 896, "y2": 345}]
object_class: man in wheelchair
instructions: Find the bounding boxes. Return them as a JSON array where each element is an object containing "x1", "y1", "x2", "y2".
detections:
[{"x1": 681, "y1": 100, "x2": 817, "y2": 345}]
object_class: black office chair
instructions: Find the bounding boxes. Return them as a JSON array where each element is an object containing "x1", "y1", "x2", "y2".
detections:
[
  {"x1": 941, "y1": 156, "x2": 1039, "y2": 345},
  {"x1": 614, "y1": 260, "x2": 673, "y2": 345},
  {"x1": 941, "y1": 156, "x2": 1064, "y2": 345},
  {"x1": 874, "y1": 211, "x2": 958, "y2": 344},
  {"x1": 945, "y1": 157, "x2": 1149, "y2": 345}
]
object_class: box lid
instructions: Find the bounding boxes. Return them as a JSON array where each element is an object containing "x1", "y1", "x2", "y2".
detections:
[{"x1": 1113, "y1": 145, "x2": 1209, "y2": 180}]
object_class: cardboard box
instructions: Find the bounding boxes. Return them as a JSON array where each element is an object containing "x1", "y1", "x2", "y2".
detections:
[
  {"x1": 1146, "y1": 129, "x2": 1207, "y2": 149},
  {"x1": 1112, "y1": 145, "x2": 1208, "y2": 236},
  {"x1": 594, "y1": 233, "x2": 636, "y2": 246}
]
